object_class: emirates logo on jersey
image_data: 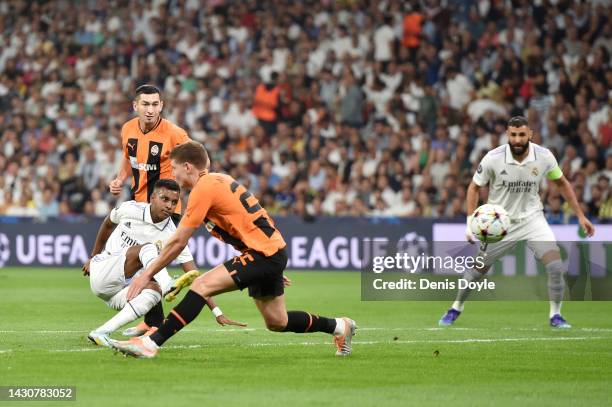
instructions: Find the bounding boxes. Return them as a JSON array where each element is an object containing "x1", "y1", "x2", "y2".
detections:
[{"x1": 501, "y1": 180, "x2": 537, "y2": 193}]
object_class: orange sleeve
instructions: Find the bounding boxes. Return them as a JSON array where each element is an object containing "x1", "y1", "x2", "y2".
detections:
[
  {"x1": 172, "y1": 126, "x2": 190, "y2": 146},
  {"x1": 121, "y1": 124, "x2": 129, "y2": 158},
  {"x1": 179, "y1": 179, "x2": 213, "y2": 228}
]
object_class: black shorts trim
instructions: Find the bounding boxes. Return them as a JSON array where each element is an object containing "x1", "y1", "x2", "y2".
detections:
[{"x1": 224, "y1": 248, "x2": 288, "y2": 298}]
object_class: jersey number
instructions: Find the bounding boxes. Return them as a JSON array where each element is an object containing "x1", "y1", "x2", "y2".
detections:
[
  {"x1": 229, "y1": 181, "x2": 275, "y2": 238},
  {"x1": 230, "y1": 181, "x2": 262, "y2": 214}
]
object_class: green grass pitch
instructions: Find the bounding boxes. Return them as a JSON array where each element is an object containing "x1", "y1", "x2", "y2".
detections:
[{"x1": 1, "y1": 267, "x2": 611, "y2": 407}]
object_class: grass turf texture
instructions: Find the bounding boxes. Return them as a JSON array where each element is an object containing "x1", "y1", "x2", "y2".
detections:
[{"x1": 1, "y1": 268, "x2": 611, "y2": 407}]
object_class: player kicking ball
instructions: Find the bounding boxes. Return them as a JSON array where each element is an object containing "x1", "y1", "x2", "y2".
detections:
[
  {"x1": 83, "y1": 179, "x2": 244, "y2": 346},
  {"x1": 109, "y1": 141, "x2": 356, "y2": 358},
  {"x1": 439, "y1": 116, "x2": 595, "y2": 328}
]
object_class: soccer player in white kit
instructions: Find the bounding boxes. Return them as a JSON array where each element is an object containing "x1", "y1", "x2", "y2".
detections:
[
  {"x1": 439, "y1": 116, "x2": 595, "y2": 328},
  {"x1": 83, "y1": 179, "x2": 244, "y2": 346}
]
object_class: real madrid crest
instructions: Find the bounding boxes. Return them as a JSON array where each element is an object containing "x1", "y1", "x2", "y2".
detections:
[{"x1": 151, "y1": 145, "x2": 159, "y2": 156}]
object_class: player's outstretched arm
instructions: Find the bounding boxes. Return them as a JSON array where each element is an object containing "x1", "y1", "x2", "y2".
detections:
[
  {"x1": 553, "y1": 176, "x2": 595, "y2": 237},
  {"x1": 82, "y1": 216, "x2": 118, "y2": 276},
  {"x1": 204, "y1": 296, "x2": 248, "y2": 327},
  {"x1": 127, "y1": 225, "x2": 196, "y2": 300}
]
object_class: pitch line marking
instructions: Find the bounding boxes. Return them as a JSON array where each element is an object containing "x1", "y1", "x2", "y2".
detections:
[
  {"x1": 2, "y1": 327, "x2": 612, "y2": 335},
  {"x1": 38, "y1": 336, "x2": 611, "y2": 353},
  {"x1": 0, "y1": 328, "x2": 254, "y2": 334}
]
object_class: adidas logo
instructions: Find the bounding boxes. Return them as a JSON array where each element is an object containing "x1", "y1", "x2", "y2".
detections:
[
  {"x1": 125, "y1": 222, "x2": 131, "y2": 228},
  {"x1": 500, "y1": 170, "x2": 508, "y2": 175}
]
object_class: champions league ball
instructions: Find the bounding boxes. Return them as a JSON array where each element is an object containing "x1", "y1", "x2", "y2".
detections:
[{"x1": 470, "y1": 204, "x2": 511, "y2": 243}]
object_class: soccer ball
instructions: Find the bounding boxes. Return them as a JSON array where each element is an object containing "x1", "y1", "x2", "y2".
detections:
[{"x1": 470, "y1": 204, "x2": 510, "y2": 243}]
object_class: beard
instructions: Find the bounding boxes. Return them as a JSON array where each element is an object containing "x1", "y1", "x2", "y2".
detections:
[{"x1": 510, "y1": 140, "x2": 529, "y2": 156}]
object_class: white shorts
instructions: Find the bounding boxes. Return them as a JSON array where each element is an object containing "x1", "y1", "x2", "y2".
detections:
[
  {"x1": 479, "y1": 212, "x2": 558, "y2": 267},
  {"x1": 89, "y1": 247, "x2": 173, "y2": 311},
  {"x1": 89, "y1": 249, "x2": 128, "y2": 306}
]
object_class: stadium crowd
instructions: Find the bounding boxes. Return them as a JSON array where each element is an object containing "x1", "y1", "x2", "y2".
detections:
[{"x1": 0, "y1": 0, "x2": 610, "y2": 223}]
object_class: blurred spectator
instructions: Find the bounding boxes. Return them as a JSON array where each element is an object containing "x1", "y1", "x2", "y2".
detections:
[
  {"x1": 91, "y1": 189, "x2": 110, "y2": 217},
  {"x1": 59, "y1": 161, "x2": 90, "y2": 214},
  {"x1": 37, "y1": 187, "x2": 60, "y2": 218},
  {"x1": 252, "y1": 72, "x2": 282, "y2": 137},
  {"x1": 0, "y1": 0, "x2": 610, "y2": 223},
  {"x1": 79, "y1": 146, "x2": 100, "y2": 191},
  {"x1": 546, "y1": 196, "x2": 565, "y2": 225},
  {"x1": 5, "y1": 190, "x2": 39, "y2": 217},
  {"x1": 339, "y1": 71, "x2": 364, "y2": 127},
  {"x1": 374, "y1": 15, "x2": 396, "y2": 68}
]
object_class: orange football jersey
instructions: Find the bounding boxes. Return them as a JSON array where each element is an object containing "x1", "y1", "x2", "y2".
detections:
[
  {"x1": 121, "y1": 118, "x2": 190, "y2": 209},
  {"x1": 180, "y1": 173, "x2": 286, "y2": 257}
]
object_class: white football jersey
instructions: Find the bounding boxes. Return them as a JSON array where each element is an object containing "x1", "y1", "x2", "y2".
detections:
[
  {"x1": 473, "y1": 143, "x2": 563, "y2": 220},
  {"x1": 103, "y1": 201, "x2": 193, "y2": 265}
]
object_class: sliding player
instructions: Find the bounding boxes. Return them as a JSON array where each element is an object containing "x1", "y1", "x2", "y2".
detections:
[
  {"x1": 110, "y1": 141, "x2": 356, "y2": 358},
  {"x1": 84, "y1": 179, "x2": 244, "y2": 346}
]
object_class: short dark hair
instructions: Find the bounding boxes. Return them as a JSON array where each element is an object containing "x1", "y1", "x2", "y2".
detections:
[
  {"x1": 508, "y1": 116, "x2": 528, "y2": 128},
  {"x1": 154, "y1": 179, "x2": 180, "y2": 193},
  {"x1": 135, "y1": 84, "x2": 161, "y2": 100},
  {"x1": 169, "y1": 141, "x2": 210, "y2": 170}
]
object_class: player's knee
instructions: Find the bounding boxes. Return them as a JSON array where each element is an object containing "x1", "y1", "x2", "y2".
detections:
[
  {"x1": 475, "y1": 264, "x2": 490, "y2": 274},
  {"x1": 541, "y1": 250, "x2": 562, "y2": 266},
  {"x1": 126, "y1": 245, "x2": 144, "y2": 263},
  {"x1": 190, "y1": 275, "x2": 211, "y2": 297},
  {"x1": 545, "y1": 259, "x2": 565, "y2": 274},
  {"x1": 144, "y1": 280, "x2": 161, "y2": 294},
  {"x1": 264, "y1": 314, "x2": 288, "y2": 332},
  {"x1": 265, "y1": 322, "x2": 286, "y2": 332}
]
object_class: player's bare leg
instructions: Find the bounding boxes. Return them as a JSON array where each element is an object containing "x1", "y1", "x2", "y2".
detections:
[
  {"x1": 122, "y1": 269, "x2": 200, "y2": 337},
  {"x1": 110, "y1": 263, "x2": 356, "y2": 357},
  {"x1": 109, "y1": 263, "x2": 237, "y2": 357},
  {"x1": 253, "y1": 294, "x2": 357, "y2": 356}
]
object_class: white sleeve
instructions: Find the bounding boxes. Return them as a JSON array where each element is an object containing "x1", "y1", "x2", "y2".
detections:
[
  {"x1": 472, "y1": 154, "x2": 493, "y2": 186},
  {"x1": 109, "y1": 201, "x2": 144, "y2": 224},
  {"x1": 542, "y1": 149, "x2": 563, "y2": 179}
]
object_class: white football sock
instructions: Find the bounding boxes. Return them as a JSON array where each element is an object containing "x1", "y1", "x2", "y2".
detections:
[
  {"x1": 154, "y1": 268, "x2": 173, "y2": 295},
  {"x1": 549, "y1": 301, "x2": 562, "y2": 318},
  {"x1": 138, "y1": 243, "x2": 159, "y2": 269},
  {"x1": 546, "y1": 260, "x2": 565, "y2": 318},
  {"x1": 94, "y1": 289, "x2": 161, "y2": 334},
  {"x1": 333, "y1": 318, "x2": 346, "y2": 336},
  {"x1": 137, "y1": 244, "x2": 172, "y2": 292},
  {"x1": 142, "y1": 335, "x2": 159, "y2": 350},
  {"x1": 452, "y1": 268, "x2": 485, "y2": 312}
]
